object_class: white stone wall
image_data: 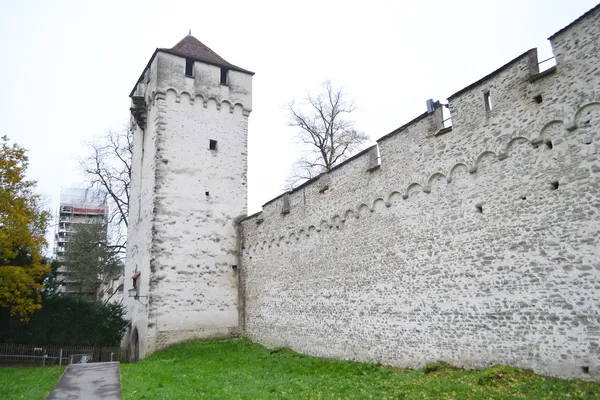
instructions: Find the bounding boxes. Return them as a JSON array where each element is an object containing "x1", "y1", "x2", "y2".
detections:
[
  {"x1": 123, "y1": 58, "x2": 159, "y2": 358},
  {"x1": 241, "y1": 7, "x2": 600, "y2": 380},
  {"x1": 125, "y1": 52, "x2": 252, "y2": 358}
]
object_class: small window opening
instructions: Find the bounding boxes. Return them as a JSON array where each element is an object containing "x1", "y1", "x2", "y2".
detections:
[
  {"x1": 484, "y1": 91, "x2": 492, "y2": 111},
  {"x1": 185, "y1": 58, "x2": 194, "y2": 77},
  {"x1": 534, "y1": 95, "x2": 543, "y2": 104},
  {"x1": 231, "y1": 265, "x2": 238, "y2": 271},
  {"x1": 582, "y1": 366, "x2": 590, "y2": 374},
  {"x1": 209, "y1": 139, "x2": 217, "y2": 150},
  {"x1": 220, "y1": 68, "x2": 229, "y2": 85},
  {"x1": 550, "y1": 181, "x2": 559, "y2": 190},
  {"x1": 205, "y1": 191, "x2": 210, "y2": 196},
  {"x1": 475, "y1": 204, "x2": 483, "y2": 213},
  {"x1": 545, "y1": 140, "x2": 553, "y2": 150},
  {"x1": 521, "y1": 196, "x2": 527, "y2": 200}
]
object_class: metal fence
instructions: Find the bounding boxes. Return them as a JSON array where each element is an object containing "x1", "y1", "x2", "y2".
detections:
[{"x1": 0, "y1": 343, "x2": 129, "y2": 367}]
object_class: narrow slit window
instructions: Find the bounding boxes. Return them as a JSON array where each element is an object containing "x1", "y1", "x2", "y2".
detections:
[
  {"x1": 209, "y1": 139, "x2": 217, "y2": 150},
  {"x1": 185, "y1": 58, "x2": 194, "y2": 77},
  {"x1": 484, "y1": 91, "x2": 492, "y2": 111},
  {"x1": 220, "y1": 68, "x2": 229, "y2": 85}
]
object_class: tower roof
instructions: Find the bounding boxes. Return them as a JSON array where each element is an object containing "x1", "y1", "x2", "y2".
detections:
[
  {"x1": 130, "y1": 34, "x2": 253, "y2": 97},
  {"x1": 158, "y1": 34, "x2": 253, "y2": 75},
  {"x1": 167, "y1": 35, "x2": 229, "y2": 66}
]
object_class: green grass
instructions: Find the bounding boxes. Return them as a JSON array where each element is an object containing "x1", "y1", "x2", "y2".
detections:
[
  {"x1": 0, "y1": 365, "x2": 65, "y2": 399},
  {"x1": 120, "y1": 339, "x2": 600, "y2": 399}
]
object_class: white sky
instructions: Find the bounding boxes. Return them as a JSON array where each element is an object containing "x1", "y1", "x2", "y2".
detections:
[{"x1": 1, "y1": 0, "x2": 597, "y2": 249}]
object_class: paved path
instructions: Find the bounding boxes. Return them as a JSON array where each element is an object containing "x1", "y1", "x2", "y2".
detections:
[{"x1": 47, "y1": 362, "x2": 121, "y2": 400}]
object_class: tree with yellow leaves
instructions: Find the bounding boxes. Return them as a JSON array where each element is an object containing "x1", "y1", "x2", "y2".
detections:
[{"x1": 0, "y1": 136, "x2": 50, "y2": 321}]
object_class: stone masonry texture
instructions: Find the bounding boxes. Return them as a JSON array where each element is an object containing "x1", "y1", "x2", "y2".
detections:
[
  {"x1": 125, "y1": 48, "x2": 252, "y2": 359},
  {"x1": 240, "y1": 5, "x2": 600, "y2": 380}
]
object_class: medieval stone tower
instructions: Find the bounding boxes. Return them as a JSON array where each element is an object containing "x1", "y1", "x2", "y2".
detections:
[{"x1": 124, "y1": 35, "x2": 253, "y2": 360}]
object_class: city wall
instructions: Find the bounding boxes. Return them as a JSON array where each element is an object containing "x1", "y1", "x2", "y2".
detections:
[{"x1": 239, "y1": 6, "x2": 600, "y2": 379}]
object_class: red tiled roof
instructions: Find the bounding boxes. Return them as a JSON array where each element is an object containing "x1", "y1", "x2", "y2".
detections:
[
  {"x1": 171, "y1": 35, "x2": 229, "y2": 65},
  {"x1": 157, "y1": 35, "x2": 253, "y2": 75}
]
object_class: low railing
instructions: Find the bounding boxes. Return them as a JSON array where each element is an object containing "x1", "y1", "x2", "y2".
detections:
[
  {"x1": 538, "y1": 56, "x2": 556, "y2": 72},
  {"x1": 0, "y1": 343, "x2": 129, "y2": 366}
]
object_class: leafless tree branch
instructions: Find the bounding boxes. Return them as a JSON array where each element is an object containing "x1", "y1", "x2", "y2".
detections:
[
  {"x1": 79, "y1": 127, "x2": 131, "y2": 254},
  {"x1": 286, "y1": 81, "x2": 369, "y2": 190}
]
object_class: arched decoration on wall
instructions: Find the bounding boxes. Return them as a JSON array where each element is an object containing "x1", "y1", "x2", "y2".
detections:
[
  {"x1": 539, "y1": 120, "x2": 563, "y2": 138},
  {"x1": 160, "y1": 87, "x2": 248, "y2": 111},
  {"x1": 372, "y1": 198, "x2": 386, "y2": 211},
  {"x1": 205, "y1": 97, "x2": 220, "y2": 110},
  {"x1": 193, "y1": 94, "x2": 205, "y2": 106},
  {"x1": 242, "y1": 111, "x2": 591, "y2": 252},
  {"x1": 331, "y1": 215, "x2": 341, "y2": 228},
  {"x1": 357, "y1": 203, "x2": 372, "y2": 217},
  {"x1": 447, "y1": 163, "x2": 468, "y2": 183},
  {"x1": 504, "y1": 136, "x2": 530, "y2": 155},
  {"x1": 386, "y1": 191, "x2": 403, "y2": 206},
  {"x1": 427, "y1": 172, "x2": 447, "y2": 192},
  {"x1": 179, "y1": 91, "x2": 192, "y2": 105},
  {"x1": 574, "y1": 102, "x2": 600, "y2": 123},
  {"x1": 165, "y1": 88, "x2": 178, "y2": 102},
  {"x1": 473, "y1": 151, "x2": 498, "y2": 174},
  {"x1": 342, "y1": 209, "x2": 357, "y2": 222},
  {"x1": 405, "y1": 183, "x2": 423, "y2": 199},
  {"x1": 233, "y1": 103, "x2": 245, "y2": 116},
  {"x1": 319, "y1": 220, "x2": 331, "y2": 231},
  {"x1": 220, "y1": 100, "x2": 233, "y2": 114}
]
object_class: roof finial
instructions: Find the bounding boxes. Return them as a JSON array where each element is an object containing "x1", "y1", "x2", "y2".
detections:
[{"x1": 189, "y1": 29, "x2": 191, "y2": 35}]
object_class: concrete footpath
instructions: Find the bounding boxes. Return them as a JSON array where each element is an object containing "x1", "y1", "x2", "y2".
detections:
[{"x1": 47, "y1": 362, "x2": 121, "y2": 400}]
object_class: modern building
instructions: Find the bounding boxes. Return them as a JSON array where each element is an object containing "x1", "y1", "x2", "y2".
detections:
[{"x1": 54, "y1": 188, "x2": 109, "y2": 297}]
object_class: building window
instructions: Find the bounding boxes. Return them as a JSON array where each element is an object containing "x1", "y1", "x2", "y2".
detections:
[
  {"x1": 209, "y1": 140, "x2": 217, "y2": 150},
  {"x1": 220, "y1": 68, "x2": 229, "y2": 85},
  {"x1": 185, "y1": 58, "x2": 194, "y2": 77},
  {"x1": 484, "y1": 91, "x2": 492, "y2": 111}
]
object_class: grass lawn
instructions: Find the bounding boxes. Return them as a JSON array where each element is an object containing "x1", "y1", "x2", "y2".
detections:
[
  {"x1": 120, "y1": 339, "x2": 600, "y2": 399},
  {"x1": 0, "y1": 365, "x2": 64, "y2": 400}
]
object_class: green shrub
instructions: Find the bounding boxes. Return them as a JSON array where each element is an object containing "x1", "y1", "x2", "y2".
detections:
[
  {"x1": 0, "y1": 294, "x2": 128, "y2": 346},
  {"x1": 423, "y1": 361, "x2": 459, "y2": 374},
  {"x1": 477, "y1": 365, "x2": 535, "y2": 387}
]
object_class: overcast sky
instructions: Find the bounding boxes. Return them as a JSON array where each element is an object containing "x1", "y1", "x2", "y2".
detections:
[{"x1": 1, "y1": 0, "x2": 597, "y2": 248}]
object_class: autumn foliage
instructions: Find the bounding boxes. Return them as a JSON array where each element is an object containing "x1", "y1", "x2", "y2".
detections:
[{"x1": 0, "y1": 136, "x2": 50, "y2": 321}]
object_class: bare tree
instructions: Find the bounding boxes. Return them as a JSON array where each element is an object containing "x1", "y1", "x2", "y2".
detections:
[
  {"x1": 80, "y1": 128, "x2": 131, "y2": 254},
  {"x1": 286, "y1": 81, "x2": 369, "y2": 189}
]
